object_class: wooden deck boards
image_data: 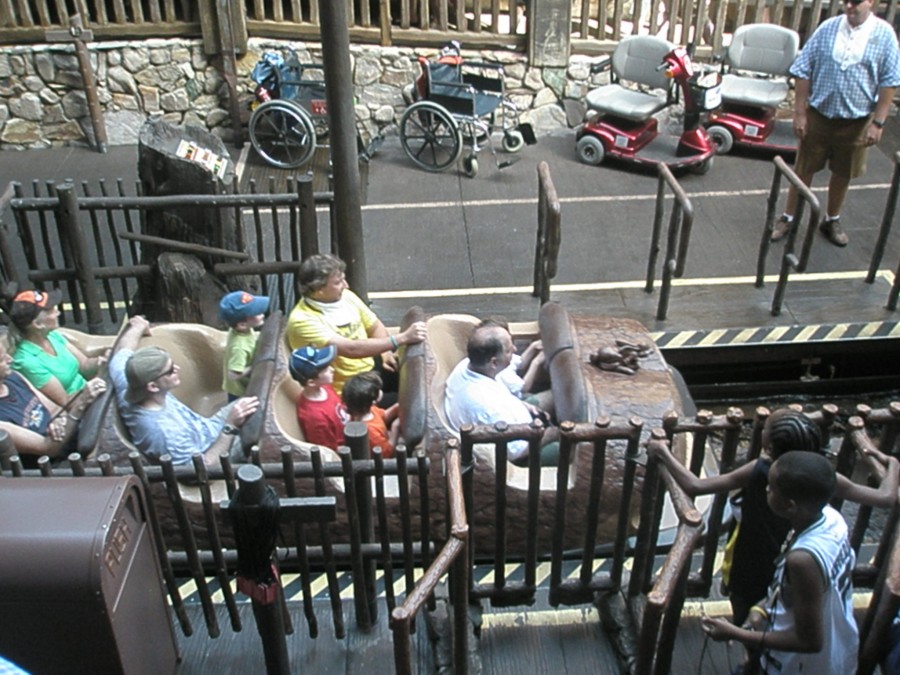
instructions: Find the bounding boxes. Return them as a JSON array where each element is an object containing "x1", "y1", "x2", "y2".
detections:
[
  {"x1": 175, "y1": 600, "x2": 432, "y2": 675},
  {"x1": 172, "y1": 597, "x2": 745, "y2": 673}
]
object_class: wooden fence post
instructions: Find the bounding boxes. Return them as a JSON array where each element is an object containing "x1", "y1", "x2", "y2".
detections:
[
  {"x1": 528, "y1": 0, "x2": 571, "y2": 67},
  {"x1": 56, "y1": 183, "x2": 104, "y2": 334}
]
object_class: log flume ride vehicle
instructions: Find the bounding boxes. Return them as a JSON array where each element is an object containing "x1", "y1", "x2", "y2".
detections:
[{"x1": 47, "y1": 302, "x2": 695, "y2": 551}]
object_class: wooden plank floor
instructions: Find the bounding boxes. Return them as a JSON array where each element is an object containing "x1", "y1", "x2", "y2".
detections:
[
  {"x1": 174, "y1": 599, "x2": 433, "y2": 675},
  {"x1": 171, "y1": 596, "x2": 745, "y2": 674},
  {"x1": 239, "y1": 142, "x2": 369, "y2": 200}
]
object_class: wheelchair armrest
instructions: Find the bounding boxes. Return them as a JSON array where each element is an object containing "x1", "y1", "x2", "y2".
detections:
[{"x1": 462, "y1": 72, "x2": 503, "y2": 95}]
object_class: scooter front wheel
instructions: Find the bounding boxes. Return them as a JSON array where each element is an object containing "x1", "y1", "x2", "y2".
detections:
[
  {"x1": 576, "y1": 135, "x2": 606, "y2": 166},
  {"x1": 689, "y1": 155, "x2": 715, "y2": 176},
  {"x1": 706, "y1": 125, "x2": 734, "y2": 155}
]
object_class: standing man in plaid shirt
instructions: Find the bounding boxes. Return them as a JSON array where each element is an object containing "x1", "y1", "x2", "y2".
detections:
[{"x1": 771, "y1": 0, "x2": 900, "y2": 247}]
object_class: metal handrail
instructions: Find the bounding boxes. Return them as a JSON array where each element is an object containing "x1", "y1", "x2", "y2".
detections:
[
  {"x1": 755, "y1": 155, "x2": 820, "y2": 316},
  {"x1": 867, "y1": 151, "x2": 900, "y2": 285},
  {"x1": 646, "y1": 163, "x2": 693, "y2": 321},
  {"x1": 391, "y1": 439, "x2": 468, "y2": 675},
  {"x1": 867, "y1": 151, "x2": 900, "y2": 310}
]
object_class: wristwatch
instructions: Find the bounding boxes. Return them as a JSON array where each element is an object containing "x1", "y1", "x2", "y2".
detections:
[
  {"x1": 873, "y1": 119, "x2": 886, "y2": 129},
  {"x1": 222, "y1": 423, "x2": 240, "y2": 436}
]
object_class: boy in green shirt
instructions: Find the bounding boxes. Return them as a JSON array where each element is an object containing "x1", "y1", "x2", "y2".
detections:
[{"x1": 219, "y1": 291, "x2": 269, "y2": 401}]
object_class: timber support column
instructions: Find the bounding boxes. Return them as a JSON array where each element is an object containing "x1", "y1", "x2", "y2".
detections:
[
  {"x1": 319, "y1": 0, "x2": 368, "y2": 300},
  {"x1": 528, "y1": 0, "x2": 572, "y2": 68}
]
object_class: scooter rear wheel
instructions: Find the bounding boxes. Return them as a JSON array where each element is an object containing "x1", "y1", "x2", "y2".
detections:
[
  {"x1": 706, "y1": 125, "x2": 734, "y2": 155},
  {"x1": 576, "y1": 135, "x2": 605, "y2": 166}
]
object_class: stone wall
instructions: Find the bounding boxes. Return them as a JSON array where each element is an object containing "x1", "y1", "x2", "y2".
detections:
[{"x1": 0, "y1": 37, "x2": 606, "y2": 150}]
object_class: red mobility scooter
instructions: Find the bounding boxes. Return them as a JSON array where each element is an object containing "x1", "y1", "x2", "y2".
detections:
[
  {"x1": 705, "y1": 24, "x2": 800, "y2": 155},
  {"x1": 575, "y1": 36, "x2": 721, "y2": 175}
]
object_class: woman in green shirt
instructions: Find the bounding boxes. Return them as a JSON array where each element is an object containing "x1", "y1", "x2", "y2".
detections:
[{"x1": 3, "y1": 287, "x2": 107, "y2": 407}]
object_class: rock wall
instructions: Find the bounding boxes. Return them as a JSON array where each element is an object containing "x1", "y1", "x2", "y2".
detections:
[{"x1": 0, "y1": 37, "x2": 607, "y2": 150}]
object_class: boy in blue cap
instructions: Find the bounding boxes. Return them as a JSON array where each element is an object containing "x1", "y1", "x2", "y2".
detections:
[
  {"x1": 290, "y1": 344, "x2": 345, "y2": 450},
  {"x1": 219, "y1": 291, "x2": 269, "y2": 401}
]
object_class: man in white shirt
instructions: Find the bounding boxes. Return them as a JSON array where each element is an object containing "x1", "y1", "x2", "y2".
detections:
[{"x1": 444, "y1": 323, "x2": 558, "y2": 466}]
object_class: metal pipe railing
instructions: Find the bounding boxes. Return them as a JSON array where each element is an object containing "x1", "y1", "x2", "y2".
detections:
[
  {"x1": 867, "y1": 151, "x2": 900, "y2": 286},
  {"x1": 645, "y1": 163, "x2": 694, "y2": 321},
  {"x1": 755, "y1": 155, "x2": 820, "y2": 316}
]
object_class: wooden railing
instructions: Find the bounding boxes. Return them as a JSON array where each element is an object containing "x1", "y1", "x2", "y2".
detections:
[
  {"x1": 2, "y1": 0, "x2": 896, "y2": 56},
  {"x1": 390, "y1": 438, "x2": 468, "y2": 675},
  {"x1": 0, "y1": 444, "x2": 432, "y2": 640},
  {"x1": 662, "y1": 401, "x2": 900, "y2": 603},
  {"x1": 448, "y1": 418, "x2": 702, "y2": 674},
  {"x1": 0, "y1": 176, "x2": 334, "y2": 334}
]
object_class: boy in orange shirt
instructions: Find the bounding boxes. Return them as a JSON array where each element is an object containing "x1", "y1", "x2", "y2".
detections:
[{"x1": 341, "y1": 371, "x2": 398, "y2": 458}]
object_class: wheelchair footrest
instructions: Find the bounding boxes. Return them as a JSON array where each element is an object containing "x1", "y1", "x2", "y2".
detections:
[{"x1": 517, "y1": 123, "x2": 537, "y2": 145}]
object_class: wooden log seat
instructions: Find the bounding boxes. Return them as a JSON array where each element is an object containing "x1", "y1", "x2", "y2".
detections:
[{"x1": 422, "y1": 303, "x2": 691, "y2": 554}]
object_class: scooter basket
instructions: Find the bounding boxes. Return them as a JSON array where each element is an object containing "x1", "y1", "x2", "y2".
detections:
[{"x1": 689, "y1": 72, "x2": 722, "y2": 111}]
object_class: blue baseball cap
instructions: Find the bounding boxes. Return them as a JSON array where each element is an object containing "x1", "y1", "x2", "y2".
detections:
[
  {"x1": 289, "y1": 344, "x2": 337, "y2": 381},
  {"x1": 219, "y1": 291, "x2": 269, "y2": 325}
]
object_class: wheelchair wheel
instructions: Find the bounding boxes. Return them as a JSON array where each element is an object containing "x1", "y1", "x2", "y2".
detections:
[
  {"x1": 502, "y1": 130, "x2": 525, "y2": 153},
  {"x1": 249, "y1": 100, "x2": 317, "y2": 169},
  {"x1": 399, "y1": 101, "x2": 462, "y2": 172},
  {"x1": 576, "y1": 135, "x2": 606, "y2": 166},
  {"x1": 462, "y1": 155, "x2": 478, "y2": 178},
  {"x1": 706, "y1": 125, "x2": 734, "y2": 155}
]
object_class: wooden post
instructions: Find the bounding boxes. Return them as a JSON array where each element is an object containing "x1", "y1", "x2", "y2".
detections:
[
  {"x1": 344, "y1": 421, "x2": 378, "y2": 625},
  {"x1": 319, "y1": 0, "x2": 368, "y2": 300},
  {"x1": 298, "y1": 176, "x2": 319, "y2": 261},
  {"x1": 528, "y1": 0, "x2": 571, "y2": 68},
  {"x1": 45, "y1": 15, "x2": 107, "y2": 153},
  {"x1": 56, "y1": 183, "x2": 103, "y2": 334},
  {"x1": 216, "y1": 0, "x2": 245, "y2": 147},
  {"x1": 224, "y1": 464, "x2": 337, "y2": 675}
]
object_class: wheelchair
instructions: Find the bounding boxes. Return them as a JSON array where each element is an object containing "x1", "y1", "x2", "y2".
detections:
[
  {"x1": 400, "y1": 42, "x2": 534, "y2": 178},
  {"x1": 248, "y1": 52, "x2": 328, "y2": 169}
]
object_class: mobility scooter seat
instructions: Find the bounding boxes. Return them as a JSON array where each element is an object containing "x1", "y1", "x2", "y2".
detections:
[
  {"x1": 719, "y1": 24, "x2": 799, "y2": 109},
  {"x1": 586, "y1": 35, "x2": 674, "y2": 122},
  {"x1": 586, "y1": 86, "x2": 669, "y2": 122}
]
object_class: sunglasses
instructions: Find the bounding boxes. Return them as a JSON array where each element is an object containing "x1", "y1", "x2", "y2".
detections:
[
  {"x1": 156, "y1": 362, "x2": 177, "y2": 379},
  {"x1": 845, "y1": 0, "x2": 864, "y2": 5}
]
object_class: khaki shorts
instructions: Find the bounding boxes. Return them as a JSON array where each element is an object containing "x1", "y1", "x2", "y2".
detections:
[{"x1": 794, "y1": 107, "x2": 871, "y2": 180}]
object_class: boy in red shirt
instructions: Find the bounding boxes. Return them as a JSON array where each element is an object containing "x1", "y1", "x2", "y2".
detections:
[
  {"x1": 341, "y1": 371, "x2": 398, "y2": 458},
  {"x1": 290, "y1": 345, "x2": 345, "y2": 450}
]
